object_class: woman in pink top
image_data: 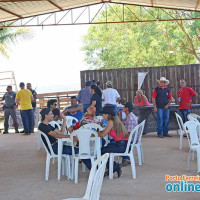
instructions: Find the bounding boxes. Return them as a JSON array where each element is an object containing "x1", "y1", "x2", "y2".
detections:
[
  {"x1": 98, "y1": 105, "x2": 129, "y2": 178},
  {"x1": 134, "y1": 89, "x2": 150, "y2": 106}
]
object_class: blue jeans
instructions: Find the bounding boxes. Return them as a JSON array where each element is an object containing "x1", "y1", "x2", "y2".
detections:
[
  {"x1": 52, "y1": 144, "x2": 91, "y2": 169},
  {"x1": 110, "y1": 139, "x2": 128, "y2": 160},
  {"x1": 179, "y1": 109, "x2": 190, "y2": 123},
  {"x1": 83, "y1": 104, "x2": 90, "y2": 113},
  {"x1": 157, "y1": 108, "x2": 170, "y2": 136},
  {"x1": 20, "y1": 109, "x2": 33, "y2": 133},
  {"x1": 31, "y1": 108, "x2": 36, "y2": 132},
  {"x1": 102, "y1": 142, "x2": 127, "y2": 172}
]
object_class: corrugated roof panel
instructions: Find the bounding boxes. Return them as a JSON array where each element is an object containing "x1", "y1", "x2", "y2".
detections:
[{"x1": 0, "y1": 0, "x2": 198, "y2": 23}]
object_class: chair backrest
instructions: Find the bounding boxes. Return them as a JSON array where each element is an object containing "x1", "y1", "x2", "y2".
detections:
[
  {"x1": 188, "y1": 115, "x2": 199, "y2": 123},
  {"x1": 65, "y1": 116, "x2": 78, "y2": 128},
  {"x1": 136, "y1": 120, "x2": 146, "y2": 144},
  {"x1": 124, "y1": 124, "x2": 140, "y2": 154},
  {"x1": 83, "y1": 153, "x2": 109, "y2": 200},
  {"x1": 48, "y1": 121, "x2": 61, "y2": 130},
  {"x1": 39, "y1": 130, "x2": 55, "y2": 156},
  {"x1": 187, "y1": 113, "x2": 200, "y2": 121},
  {"x1": 184, "y1": 121, "x2": 200, "y2": 147},
  {"x1": 175, "y1": 112, "x2": 186, "y2": 133},
  {"x1": 82, "y1": 123, "x2": 104, "y2": 131},
  {"x1": 70, "y1": 128, "x2": 98, "y2": 157}
]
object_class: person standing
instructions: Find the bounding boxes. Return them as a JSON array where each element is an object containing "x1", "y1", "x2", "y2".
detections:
[
  {"x1": 152, "y1": 77, "x2": 172, "y2": 138},
  {"x1": 178, "y1": 79, "x2": 198, "y2": 123},
  {"x1": 89, "y1": 84, "x2": 102, "y2": 116},
  {"x1": 77, "y1": 81, "x2": 92, "y2": 113},
  {"x1": 27, "y1": 83, "x2": 37, "y2": 133},
  {"x1": 102, "y1": 81, "x2": 121, "y2": 115},
  {"x1": 1, "y1": 86, "x2": 19, "y2": 134},
  {"x1": 16, "y1": 82, "x2": 34, "y2": 135}
]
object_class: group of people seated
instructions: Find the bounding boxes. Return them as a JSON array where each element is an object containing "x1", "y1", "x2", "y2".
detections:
[{"x1": 38, "y1": 87, "x2": 139, "y2": 177}]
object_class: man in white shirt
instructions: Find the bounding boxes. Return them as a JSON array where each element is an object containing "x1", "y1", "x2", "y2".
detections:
[{"x1": 102, "y1": 81, "x2": 121, "y2": 115}]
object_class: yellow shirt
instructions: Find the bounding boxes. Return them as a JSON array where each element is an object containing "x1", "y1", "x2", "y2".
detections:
[{"x1": 16, "y1": 89, "x2": 33, "y2": 110}]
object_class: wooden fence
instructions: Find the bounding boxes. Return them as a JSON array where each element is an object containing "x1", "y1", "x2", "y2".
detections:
[
  {"x1": 36, "y1": 90, "x2": 79, "y2": 109},
  {"x1": 80, "y1": 64, "x2": 200, "y2": 103}
]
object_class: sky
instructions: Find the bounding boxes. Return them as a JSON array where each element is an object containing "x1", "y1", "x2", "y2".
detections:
[{"x1": 0, "y1": 25, "x2": 90, "y2": 94}]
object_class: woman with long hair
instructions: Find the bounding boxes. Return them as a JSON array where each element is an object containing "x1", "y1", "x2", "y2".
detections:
[
  {"x1": 98, "y1": 105, "x2": 129, "y2": 177},
  {"x1": 134, "y1": 89, "x2": 150, "y2": 106},
  {"x1": 89, "y1": 84, "x2": 102, "y2": 116}
]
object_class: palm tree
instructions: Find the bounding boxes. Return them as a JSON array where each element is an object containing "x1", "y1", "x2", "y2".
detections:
[{"x1": 0, "y1": 24, "x2": 34, "y2": 58}]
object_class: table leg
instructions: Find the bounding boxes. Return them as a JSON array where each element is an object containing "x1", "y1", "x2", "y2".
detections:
[{"x1": 58, "y1": 139, "x2": 63, "y2": 181}]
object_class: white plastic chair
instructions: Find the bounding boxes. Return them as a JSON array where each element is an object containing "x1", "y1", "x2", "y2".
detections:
[
  {"x1": 66, "y1": 116, "x2": 78, "y2": 127},
  {"x1": 134, "y1": 120, "x2": 146, "y2": 166},
  {"x1": 39, "y1": 131, "x2": 71, "y2": 181},
  {"x1": 175, "y1": 112, "x2": 187, "y2": 150},
  {"x1": 37, "y1": 121, "x2": 42, "y2": 150},
  {"x1": 70, "y1": 128, "x2": 98, "y2": 184},
  {"x1": 63, "y1": 153, "x2": 109, "y2": 200},
  {"x1": 65, "y1": 116, "x2": 79, "y2": 134},
  {"x1": 109, "y1": 125, "x2": 140, "y2": 180},
  {"x1": 187, "y1": 113, "x2": 200, "y2": 121},
  {"x1": 184, "y1": 121, "x2": 200, "y2": 173},
  {"x1": 81, "y1": 123, "x2": 109, "y2": 149},
  {"x1": 188, "y1": 115, "x2": 199, "y2": 123}
]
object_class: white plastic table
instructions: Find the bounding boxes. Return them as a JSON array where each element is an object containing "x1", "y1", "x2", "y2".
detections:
[{"x1": 57, "y1": 137, "x2": 101, "y2": 181}]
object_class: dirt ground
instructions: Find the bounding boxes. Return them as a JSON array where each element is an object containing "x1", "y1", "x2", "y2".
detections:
[{"x1": 0, "y1": 130, "x2": 199, "y2": 200}]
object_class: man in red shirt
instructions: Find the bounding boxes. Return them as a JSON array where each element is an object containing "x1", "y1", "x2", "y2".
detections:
[{"x1": 178, "y1": 79, "x2": 198, "y2": 123}]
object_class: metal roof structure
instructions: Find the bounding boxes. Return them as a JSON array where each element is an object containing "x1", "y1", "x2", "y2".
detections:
[{"x1": 0, "y1": 0, "x2": 200, "y2": 24}]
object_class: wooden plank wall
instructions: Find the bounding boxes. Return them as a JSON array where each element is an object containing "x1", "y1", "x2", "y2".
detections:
[
  {"x1": 80, "y1": 64, "x2": 200, "y2": 103},
  {"x1": 36, "y1": 91, "x2": 79, "y2": 109}
]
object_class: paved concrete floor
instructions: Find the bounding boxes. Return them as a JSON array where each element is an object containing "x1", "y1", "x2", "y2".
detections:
[{"x1": 0, "y1": 131, "x2": 199, "y2": 200}]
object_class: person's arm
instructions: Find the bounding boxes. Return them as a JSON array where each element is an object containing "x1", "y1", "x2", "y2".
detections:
[
  {"x1": 152, "y1": 89, "x2": 157, "y2": 112},
  {"x1": 48, "y1": 130, "x2": 70, "y2": 138},
  {"x1": 65, "y1": 104, "x2": 83, "y2": 113},
  {"x1": 152, "y1": 98, "x2": 157, "y2": 112},
  {"x1": 102, "y1": 91, "x2": 105, "y2": 101},
  {"x1": 98, "y1": 120, "x2": 113, "y2": 138},
  {"x1": 192, "y1": 93, "x2": 198, "y2": 104},
  {"x1": 164, "y1": 91, "x2": 172, "y2": 109},
  {"x1": 15, "y1": 97, "x2": 20, "y2": 106},
  {"x1": 54, "y1": 113, "x2": 66, "y2": 135},
  {"x1": 142, "y1": 95, "x2": 147, "y2": 106},
  {"x1": 133, "y1": 96, "x2": 136, "y2": 105},
  {"x1": 32, "y1": 91, "x2": 37, "y2": 103}
]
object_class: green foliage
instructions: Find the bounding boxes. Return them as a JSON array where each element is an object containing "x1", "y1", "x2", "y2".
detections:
[
  {"x1": 0, "y1": 24, "x2": 34, "y2": 58},
  {"x1": 82, "y1": 5, "x2": 200, "y2": 69}
]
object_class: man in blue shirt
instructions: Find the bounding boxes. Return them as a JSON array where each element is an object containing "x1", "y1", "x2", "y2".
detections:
[
  {"x1": 63, "y1": 96, "x2": 83, "y2": 129},
  {"x1": 77, "y1": 81, "x2": 92, "y2": 113},
  {"x1": 1, "y1": 86, "x2": 19, "y2": 134}
]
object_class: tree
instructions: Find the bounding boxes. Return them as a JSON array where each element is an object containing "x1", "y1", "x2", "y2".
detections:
[
  {"x1": 82, "y1": 5, "x2": 200, "y2": 69},
  {"x1": 0, "y1": 25, "x2": 34, "y2": 58}
]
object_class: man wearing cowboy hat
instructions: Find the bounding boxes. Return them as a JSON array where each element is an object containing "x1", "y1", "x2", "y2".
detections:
[{"x1": 152, "y1": 77, "x2": 173, "y2": 138}]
